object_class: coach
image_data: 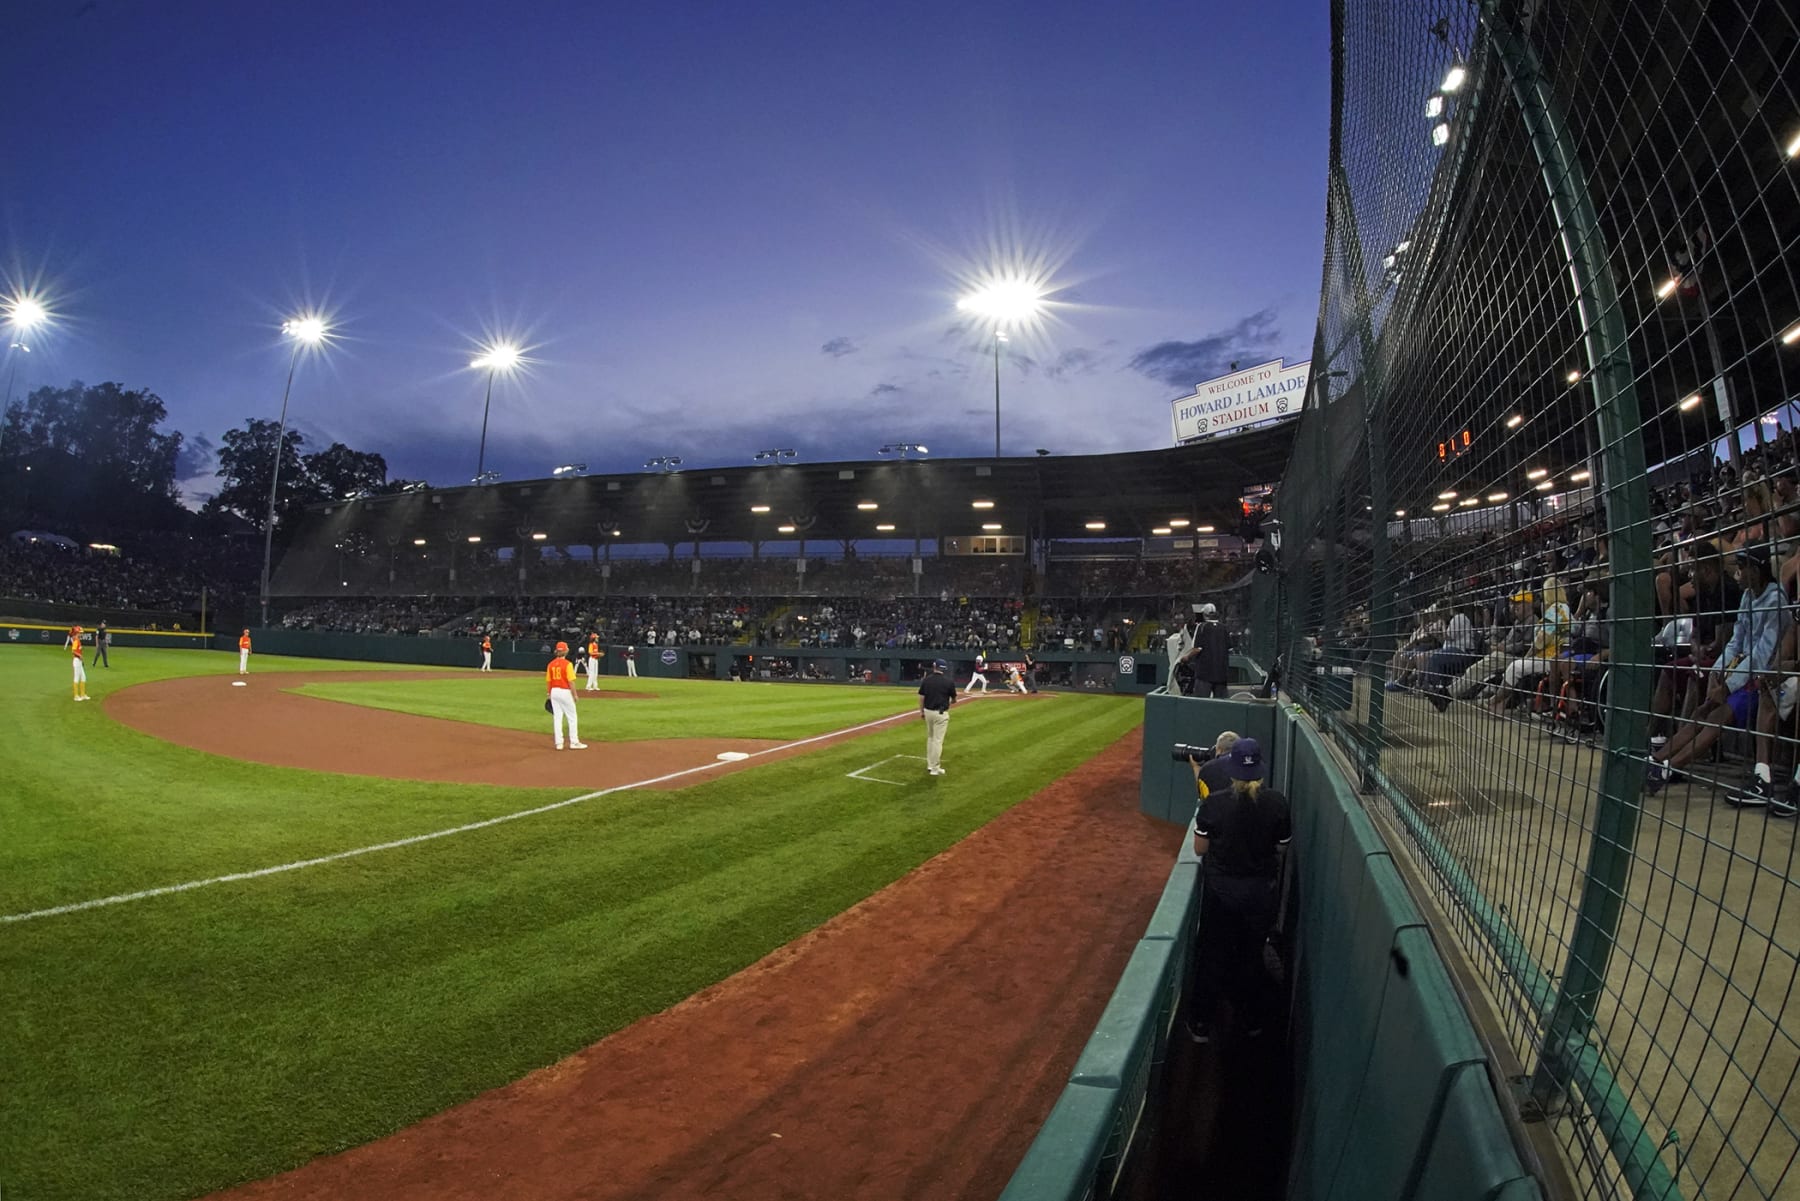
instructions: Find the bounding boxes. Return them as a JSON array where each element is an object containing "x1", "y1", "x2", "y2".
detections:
[{"x1": 918, "y1": 659, "x2": 956, "y2": 777}]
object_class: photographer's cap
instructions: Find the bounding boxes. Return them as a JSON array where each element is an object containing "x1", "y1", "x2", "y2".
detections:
[{"x1": 1226, "y1": 737, "x2": 1265, "y2": 781}]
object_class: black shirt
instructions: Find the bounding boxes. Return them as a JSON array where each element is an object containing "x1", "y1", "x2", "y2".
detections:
[
  {"x1": 1195, "y1": 784, "x2": 1292, "y2": 880},
  {"x1": 1196, "y1": 756, "x2": 1235, "y2": 800},
  {"x1": 917, "y1": 673, "x2": 957, "y2": 712},
  {"x1": 1691, "y1": 573, "x2": 1743, "y2": 647}
]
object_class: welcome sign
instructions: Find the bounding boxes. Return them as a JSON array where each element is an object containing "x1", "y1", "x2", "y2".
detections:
[{"x1": 1170, "y1": 357, "x2": 1311, "y2": 443}]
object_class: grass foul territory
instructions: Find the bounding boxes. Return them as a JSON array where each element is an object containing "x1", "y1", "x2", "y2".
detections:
[{"x1": 0, "y1": 646, "x2": 1142, "y2": 1201}]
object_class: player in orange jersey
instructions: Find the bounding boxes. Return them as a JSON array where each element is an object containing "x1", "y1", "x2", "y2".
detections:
[
  {"x1": 65, "y1": 625, "x2": 90, "y2": 701},
  {"x1": 481, "y1": 635, "x2": 493, "y2": 672},
  {"x1": 547, "y1": 641, "x2": 585, "y2": 750},
  {"x1": 238, "y1": 629, "x2": 252, "y2": 674},
  {"x1": 584, "y1": 634, "x2": 604, "y2": 691}
]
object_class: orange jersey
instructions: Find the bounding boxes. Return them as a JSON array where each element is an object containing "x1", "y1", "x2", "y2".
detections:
[
  {"x1": 546, "y1": 658, "x2": 576, "y2": 693},
  {"x1": 239, "y1": 634, "x2": 252, "y2": 651},
  {"x1": 482, "y1": 638, "x2": 492, "y2": 651},
  {"x1": 587, "y1": 640, "x2": 599, "y2": 658},
  {"x1": 69, "y1": 630, "x2": 83, "y2": 658}
]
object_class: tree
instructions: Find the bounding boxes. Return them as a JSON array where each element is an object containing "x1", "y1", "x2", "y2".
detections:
[
  {"x1": 303, "y1": 442, "x2": 389, "y2": 501},
  {"x1": 2, "y1": 381, "x2": 184, "y2": 499},
  {"x1": 209, "y1": 417, "x2": 312, "y2": 531}
]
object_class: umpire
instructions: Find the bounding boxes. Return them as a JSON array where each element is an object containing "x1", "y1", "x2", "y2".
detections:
[
  {"x1": 94, "y1": 621, "x2": 111, "y2": 668},
  {"x1": 1183, "y1": 736, "x2": 1291, "y2": 1042}
]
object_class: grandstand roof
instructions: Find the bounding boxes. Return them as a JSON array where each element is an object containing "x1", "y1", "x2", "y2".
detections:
[{"x1": 286, "y1": 425, "x2": 1296, "y2": 551}]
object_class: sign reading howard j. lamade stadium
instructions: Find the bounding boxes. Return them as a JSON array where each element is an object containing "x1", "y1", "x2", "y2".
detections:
[{"x1": 1170, "y1": 357, "x2": 1310, "y2": 444}]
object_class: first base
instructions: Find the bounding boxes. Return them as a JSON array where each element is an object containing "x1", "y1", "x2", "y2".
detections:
[
  {"x1": 716, "y1": 751, "x2": 749, "y2": 761},
  {"x1": 231, "y1": 680, "x2": 248, "y2": 687}
]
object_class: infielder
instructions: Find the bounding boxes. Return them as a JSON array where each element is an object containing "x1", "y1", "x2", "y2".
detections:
[
  {"x1": 65, "y1": 624, "x2": 90, "y2": 701},
  {"x1": 481, "y1": 635, "x2": 493, "y2": 671},
  {"x1": 238, "y1": 628, "x2": 252, "y2": 675},
  {"x1": 918, "y1": 659, "x2": 956, "y2": 775},
  {"x1": 547, "y1": 641, "x2": 586, "y2": 750},
  {"x1": 585, "y1": 634, "x2": 604, "y2": 691},
  {"x1": 625, "y1": 645, "x2": 638, "y2": 677},
  {"x1": 965, "y1": 652, "x2": 989, "y2": 694}
]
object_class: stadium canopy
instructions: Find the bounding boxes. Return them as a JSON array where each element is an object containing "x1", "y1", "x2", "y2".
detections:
[{"x1": 284, "y1": 425, "x2": 1296, "y2": 552}]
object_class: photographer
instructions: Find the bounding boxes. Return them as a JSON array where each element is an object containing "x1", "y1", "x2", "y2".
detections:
[{"x1": 1181, "y1": 737, "x2": 1292, "y2": 1043}]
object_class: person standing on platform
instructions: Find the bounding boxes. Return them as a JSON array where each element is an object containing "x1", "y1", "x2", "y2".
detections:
[
  {"x1": 547, "y1": 641, "x2": 585, "y2": 750},
  {"x1": 585, "y1": 634, "x2": 604, "y2": 691},
  {"x1": 918, "y1": 659, "x2": 956, "y2": 776},
  {"x1": 93, "y1": 621, "x2": 111, "y2": 669},
  {"x1": 238, "y1": 629, "x2": 252, "y2": 675},
  {"x1": 65, "y1": 625, "x2": 90, "y2": 701},
  {"x1": 481, "y1": 635, "x2": 493, "y2": 672}
]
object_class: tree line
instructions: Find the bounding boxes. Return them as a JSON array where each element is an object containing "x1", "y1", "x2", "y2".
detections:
[{"x1": 0, "y1": 381, "x2": 422, "y2": 536}]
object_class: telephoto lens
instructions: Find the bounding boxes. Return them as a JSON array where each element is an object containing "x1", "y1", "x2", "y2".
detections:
[{"x1": 1171, "y1": 743, "x2": 1214, "y2": 763}]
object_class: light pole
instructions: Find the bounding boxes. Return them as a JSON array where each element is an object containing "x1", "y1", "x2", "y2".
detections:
[
  {"x1": 957, "y1": 278, "x2": 1046, "y2": 458},
  {"x1": 1, "y1": 295, "x2": 50, "y2": 460},
  {"x1": 260, "y1": 315, "x2": 329, "y2": 628},
  {"x1": 470, "y1": 341, "x2": 522, "y2": 484}
]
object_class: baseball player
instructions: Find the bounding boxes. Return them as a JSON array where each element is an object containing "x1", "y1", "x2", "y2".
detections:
[
  {"x1": 918, "y1": 659, "x2": 956, "y2": 776},
  {"x1": 547, "y1": 641, "x2": 586, "y2": 750},
  {"x1": 481, "y1": 635, "x2": 493, "y2": 671},
  {"x1": 626, "y1": 645, "x2": 638, "y2": 677},
  {"x1": 965, "y1": 652, "x2": 989, "y2": 694},
  {"x1": 65, "y1": 625, "x2": 90, "y2": 701},
  {"x1": 1006, "y1": 662, "x2": 1026, "y2": 693},
  {"x1": 585, "y1": 634, "x2": 604, "y2": 690},
  {"x1": 238, "y1": 628, "x2": 252, "y2": 675}
]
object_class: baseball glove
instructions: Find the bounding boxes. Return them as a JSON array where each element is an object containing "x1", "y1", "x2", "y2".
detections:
[{"x1": 543, "y1": 697, "x2": 554, "y2": 714}]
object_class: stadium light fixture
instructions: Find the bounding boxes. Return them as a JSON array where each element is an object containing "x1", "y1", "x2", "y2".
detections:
[
  {"x1": 1781, "y1": 323, "x2": 1800, "y2": 345},
  {"x1": 552, "y1": 463, "x2": 588, "y2": 477},
  {"x1": 777, "y1": 524, "x2": 797, "y2": 534},
  {"x1": 1506, "y1": 413, "x2": 1525, "y2": 428},
  {"x1": 1459, "y1": 497, "x2": 1479, "y2": 507},
  {"x1": 1169, "y1": 518, "x2": 1191, "y2": 528},
  {"x1": 1425, "y1": 95, "x2": 1445, "y2": 119},
  {"x1": 1431, "y1": 502, "x2": 1452, "y2": 512},
  {"x1": 958, "y1": 278, "x2": 1047, "y2": 458},
  {"x1": 753, "y1": 448, "x2": 797, "y2": 464},
  {"x1": 467, "y1": 535, "x2": 482, "y2": 543},
  {"x1": 472, "y1": 470, "x2": 501, "y2": 486},
  {"x1": 1570, "y1": 469, "x2": 1592, "y2": 482},
  {"x1": 1655, "y1": 276, "x2": 1680, "y2": 300},
  {"x1": 857, "y1": 501, "x2": 879, "y2": 510},
  {"x1": 258, "y1": 310, "x2": 337, "y2": 627},
  {"x1": 1487, "y1": 491, "x2": 1509, "y2": 502},
  {"x1": 1526, "y1": 467, "x2": 1548, "y2": 479},
  {"x1": 1679, "y1": 394, "x2": 1703, "y2": 411},
  {"x1": 1196, "y1": 525, "x2": 1216, "y2": 533},
  {"x1": 1084, "y1": 521, "x2": 1107, "y2": 531},
  {"x1": 875, "y1": 523, "x2": 896, "y2": 532},
  {"x1": 1152, "y1": 526, "x2": 1172, "y2": 535},
  {"x1": 749, "y1": 504, "x2": 771, "y2": 513},
  {"x1": 971, "y1": 499, "x2": 995, "y2": 509},
  {"x1": 877, "y1": 443, "x2": 928, "y2": 458},
  {"x1": 1566, "y1": 370, "x2": 1582, "y2": 384},
  {"x1": 1394, "y1": 510, "x2": 1406, "y2": 517},
  {"x1": 1535, "y1": 480, "x2": 1555, "y2": 492},
  {"x1": 5, "y1": 293, "x2": 49, "y2": 332},
  {"x1": 531, "y1": 532, "x2": 548, "y2": 540},
  {"x1": 413, "y1": 538, "x2": 427, "y2": 545},
  {"x1": 981, "y1": 523, "x2": 1002, "y2": 531},
  {"x1": 1438, "y1": 490, "x2": 1458, "y2": 499},
  {"x1": 1441, "y1": 64, "x2": 1467, "y2": 92},
  {"x1": 645, "y1": 455, "x2": 683, "y2": 472},
  {"x1": 468, "y1": 340, "x2": 524, "y2": 486},
  {"x1": 282, "y1": 314, "x2": 328, "y2": 345},
  {"x1": 1431, "y1": 122, "x2": 1450, "y2": 147},
  {"x1": 1788, "y1": 131, "x2": 1800, "y2": 158}
]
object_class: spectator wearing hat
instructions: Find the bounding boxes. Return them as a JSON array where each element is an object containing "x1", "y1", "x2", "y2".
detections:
[
  {"x1": 1486, "y1": 575, "x2": 1573, "y2": 717},
  {"x1": 1184, "y1": 736, "x2": 1291, "y2": 1043},
  {"x1": 917, "y1": 659, "x2": 956, "y2": 777},
  {"x1": 1649, "y1": 543, "x2": 1785, "y2": 794},
  {"x1": 1448, "y1": 591, "x2": 1535, "y2": 700}
]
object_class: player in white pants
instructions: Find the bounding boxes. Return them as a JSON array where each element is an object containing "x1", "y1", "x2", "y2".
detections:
[
  {"x1": 965, "y1": 653, "x2": 989, "y2": 694},
  {"x1": 547, "y1": 641, "x2": 586, "y2": 750},
  {"x1": 1006, "y1": 663, "x2": 1026, "y2": 693},
  {"x1": 481, "y1": 636, "x2": 492, "y2": 671},
  {"x1": 585, "y1": 635, "x2": 603, "y2": 691},
  {"x1": 626, "y1": 646, "x2": 639, "y2": 677},
  {"x1": 238, "y1": 629, "x2": 251, "y2": 674},
  {"x1": 66, "y1": 625, "x2": 90, "y2": 701}
]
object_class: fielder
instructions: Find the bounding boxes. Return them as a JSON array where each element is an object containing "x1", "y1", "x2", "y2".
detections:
[
  {"x1": 65, "y1": 624, "x2": 90, "y2": 702},
  {"x1": 547, "y1": 641, "x2": 586, "y2": 750},
  {"x1": 481, "y1": 635, "x2": 493, "y2": 671},
  {"x1": 626, "y1": 645, "x2": 639, "y2": 677},
  {"x1": 238, "y1": 628, "x2": 252, "y2": 675},
  {"x1": 965, "y1": 652, "x2": 989, "y2": 694},
  {"x1": 585, "y1": 634, "x2": 604, "y2": 691}
]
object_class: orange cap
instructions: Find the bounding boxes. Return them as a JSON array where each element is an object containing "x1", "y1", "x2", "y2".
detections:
[
  {"x1": 554, "y1": 641, "x2": 569, "y2": 653},
  {"x1": 73, "y1": 625, "x2": 83, "y2": 633}
]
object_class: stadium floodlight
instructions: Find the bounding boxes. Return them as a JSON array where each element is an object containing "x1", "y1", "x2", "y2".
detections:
[
  {"x1": 1441, "y1": 64, "x2": 1467, "y2": 92},
  {"x1": 1570, "y1": 469, "x2": 1592, "y2": 482},
  {"x1": 1152, "y1": 526, "x2": 1172, "y2": 535},
  {"x1": 1487, "y1": 491, "x2": 1509, "y2": 502},
  {"x1": 857, "y1": 501, "x2": 878, "y2": 510},
  {"x1": 1506, "y1": 413, "x2": 1525, "y2": 428},
  {"x1": 552, "y1": 463, "x2": 588, "y2": 477},
  {"x1": 472, "y1": 470, "x2": 501, "y2": 486},
  {"x1": 1431, "y1": 122, "x2": 1451, "y2": 147},
  {"x1": 413, "y1": 538, "x2": 427, "y2": 545},
  {"x1": 1459, "y1": 497, "x2": 1479, "y2": 507},
  {"x1": 645, "y1": 455, "x2": 682, "y2": 472},
  {"x1": 875, "y1": 523, "x2": 896, "y2": 532},
  {"x1": 776, "y1": 524, "x2": 797, "y2": 534},
  {"x1": 1196, "y1": 525, "x2": 1216, "y2": 533},
  {"x1": 1679, "y1": 394, "x2": 1703, "y2": 411},
  {"x1": 753, "y1": 448, "x2": 797, "y2": 464},
  {"x1": 750, "y1": 504, "x2": 771, "y2": 513},
  {"x1": 981, "y1": 523, "x2": 1002, "y2": 531},
  {"x1": 468, "y1": 535, "x2": 482, "y2": 543},
  {"x1": 1425, "y1": 95, "x2": 1445, "y2": 119},
  {"x1": 531, "y1": 532, "x2": 548, "y2": 540},
  {"x1": 259, "y1": 311, "x2": 336, "y2": 627},
  {"x1": 1535, "y1": 480, "x2": 1555, "y2": 492},
  {"x1": 1169, "y1": 518, "x2": 1191, "y2": 528},
  {"x1": 1781, "y1": 323, "x2": 1800, "y2": 345},
  {"x1": 1566, "y1": 369, "x2": 1582, "y2": 384},
  {"x1": 1526, "y1": 467, "x2": 1549, "y2": 479},
  {"x1": 958, "y1": 278, "x2": 1046, "y2": 458},
  {"x1": 1432, "y1": 502, "x2": 1451, "y2": 512},
  {"x1": 1655, "y1": 276, "x2": 1680, "y2": 300},
  {"x1": 1085, "y1": 521, "x2": 1106, "y2": 531},
  {"x1": 877, "y1": 442, "x2": 929, "y2": 458},
  {"x1": 1438, "y1": 490, "x2": 1458, "y2": 499},
  {"x1": 468, "y1": 340, "x2": 523, "y2": 486},
  {"x1": 1394, "y1": 510, "x2": 1406, "y2": 518},
  {"x1": 1788, "y1": 131, "x2": 1800, "y2": 158},
  {"x1": 971, "y1": 499, "x2": 995, "y2": 509},
  {"x1": 5, "y1": 293, "x2": 48, "y2": 332}
]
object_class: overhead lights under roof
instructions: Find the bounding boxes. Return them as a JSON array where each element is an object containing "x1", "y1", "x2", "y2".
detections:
[
  {"x1": 531, "y1": 532, "x2": 548, "y2": 540},
  {"x1": 1432, "y1": 502, "x2": 1452, "y2": 512},
  {"x1": 856, "y1": 501, "x2": 878, "y2": 510},
  {"x1": 777, "y1": 524, "x2": 797, "y2": 534},
  {"x1": 750, "y1": 504, "x2": 771, "y2": 513},
  {"x1": 1196, "y1": 525, "x2": 1215, "y2": 533},
  {"x1": 1169, "y1": 518, "x2": 1191, "y2": 528},
  {"x1": 1438, "y1": 490, "x2": 1458, "y2": 500},
  {"x1": 875, "y1": 523, "x2": 896, "y2": 532},
  {"x1": 1084, "y1": 521, "x2": 1107, "y2": 531},
  {"x1": 981, "y1": 523, "x2": 1002, "y2": 531},
  {"x1": 467, "y1": 535, "x2": 482, "y2": 543},
  {"x1": 1570, "y1": 469, "x2": 1592, "y2": 482},
  {"x1": 971, "y1": 499, "x2": 995, "y2": 509},
  {"x1": 413, "y1": 538, "x2": 426, "y2": 545},
  {"x1": 1152, "y1": 526, "x2": 1172, "y2": 535},
  {"x1": 1526, "y1": 467, "x2": 1548, "y2": 479}
]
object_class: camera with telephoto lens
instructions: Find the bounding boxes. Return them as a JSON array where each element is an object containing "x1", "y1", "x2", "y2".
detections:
[{"x1": 1171, "y1": 743, "x2": 1215, "y2": 763}]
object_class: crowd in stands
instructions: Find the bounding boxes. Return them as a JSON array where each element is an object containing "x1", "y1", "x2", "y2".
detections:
[
  {"x1": 772, "y1": 597, "x2": 1027, "y2": 650},
  {"x1": 1042, "y1": 554, "x2": 1249, "y2": 598},
  {"x1": 1, "y1": 532, "x2": 253, "y2": 614},
  {"x1": 277, "y1": 598, "x2": 467, "y2": 636},
  {"x1": 1356, "y1": 442, "x2": 1800, "y2": 816}
]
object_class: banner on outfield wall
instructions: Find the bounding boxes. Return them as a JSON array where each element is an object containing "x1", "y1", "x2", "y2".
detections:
[{"x1": 1170, "y1": 357, "x2": 1310, "y2": 443}]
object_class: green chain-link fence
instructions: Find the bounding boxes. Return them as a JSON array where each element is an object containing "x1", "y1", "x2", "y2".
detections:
[{"x1": 1263, "y1": 1, "x2": 1800, "y2": 1197}]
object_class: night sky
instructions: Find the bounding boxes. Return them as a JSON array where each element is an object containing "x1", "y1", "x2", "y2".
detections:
[{"x1": 2, "y1": 0, "x2": 1328, "y2": 502}]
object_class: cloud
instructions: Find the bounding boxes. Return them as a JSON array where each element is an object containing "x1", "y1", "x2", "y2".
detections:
[
  {"x1": 1044, "y1": 348, "x2": 1102, "y2": 379},
  {"x1": 870, "y1": 382, "x2": 900, "y2": 397},
  {"x1": 821, "y1": 336, "x2": 859, "y2": 358},
  {"x1": 175, "y1": 433, "x2": 215, "y2": 480},
  {"x1": 1128, "y1": 309, "x2": 1282, "y2": 388}
]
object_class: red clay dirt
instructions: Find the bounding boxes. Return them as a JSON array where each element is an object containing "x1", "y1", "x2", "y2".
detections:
[
  {"x1": 200, "y1": 725, "x2": 1180, "y2": 1201},
  {"x1": 104, "y1": 671, "x2": 914, "y2": 790}
]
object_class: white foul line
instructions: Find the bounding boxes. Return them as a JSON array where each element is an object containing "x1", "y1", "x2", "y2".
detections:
[
  {"x1": 4, "y1": 707, "x2": 920, "y2": 925},
  {"x1": 846, "y1": 754, "x2": 927, "y2": 786}
]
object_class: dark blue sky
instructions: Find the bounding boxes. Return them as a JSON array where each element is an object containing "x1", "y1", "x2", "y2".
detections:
[{"x1": 3, "y1": 0, "x2": 1328, "y2": 501}]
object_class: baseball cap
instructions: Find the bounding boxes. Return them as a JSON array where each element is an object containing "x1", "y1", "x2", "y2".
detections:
[
  {"x1": 554, "y1": 641, "x2": 569, "y2": 653},
  {"x1": 1737, "y1": 542, "x2": 1772, "y2": 571},
  {"x1": 1510, "y1": 591, "x2": 1535, "y2": 603},
  {"x1": 1225, "y1": 737, "x2": 1266, "y2": 781},
  {"x1": 933, "y1": 659, "x2": 948, "y2": 671}
]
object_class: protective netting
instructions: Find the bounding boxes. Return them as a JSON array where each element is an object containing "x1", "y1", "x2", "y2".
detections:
[{"x1": 1269, "y1": 1, "x2": 1800, "y2": 1197}]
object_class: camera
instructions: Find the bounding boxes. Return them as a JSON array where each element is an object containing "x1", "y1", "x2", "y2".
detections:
[{"x1": 1171, "y1": 743, "x2": 1215, "y2": 763}]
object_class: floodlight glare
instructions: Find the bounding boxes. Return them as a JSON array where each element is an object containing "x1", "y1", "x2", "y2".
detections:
[
  {"x1": 1526, "y1": 467, "x2": 1549, "y2": 479},
  {"x1": 6, "y1": 295, "x2": 49, "y2": 331},
  {"x1": 1680, "y1": 394, "x2": 1703, "y2": 411},
  {"x1": 956, "y1": 278, "x2": 1047, "y2": 325},
  {"x1": 1441, "y1": 64, "x2": 1467, "y2": 92},
  {"x1": 1655, "y1": 277, "x2": 1680, "y2": 300},
  {"x1": 1566, "y1": 370, "x2": 1582, "y2": 384},
  {"x1": 470, "y1": 341, "x2": 522, "y2": 372},
  {"x1": 1431, "y1": 122, "x2": 1451, "y2": 146},
  {"x1": 1438, "y1": 490, "x2": 1458, "y2": 499},
  {"x1": 1506, "y1": 413, "x2": 1525, "y2": 428},
  {"x1": 1432, "y1": 502, "x2": 1452, "y2": 512},
  {"x1": 1570, "y1": 469, "x2": 1592, "y2": 482},
  {"x1": 857, "y1": 501, "x2": 878, "y2": 510},
  {"x1": 1425, "y1": 95, "x2": 1445, "y2": 119},
  {"x1": 282, "y1": 314, "x2": 329, "y2": 344}
]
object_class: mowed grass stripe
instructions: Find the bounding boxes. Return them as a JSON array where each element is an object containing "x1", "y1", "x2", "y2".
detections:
[
  {"x1": 295, "y1": 673, "x2": 921, "y2": 740},
  {"x1": 2, "y1": 654, "x2": 1144, "y2": 1201}
]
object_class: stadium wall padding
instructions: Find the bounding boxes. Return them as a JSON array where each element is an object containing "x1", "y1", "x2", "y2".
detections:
[{"x1": 1005, "y1": 700, "x2": 1543, "y2": 1201}]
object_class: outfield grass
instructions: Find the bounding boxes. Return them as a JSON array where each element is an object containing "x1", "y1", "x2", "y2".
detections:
[
  {"x1": 296, "y1": 673, "x2": 923, "y2": 739},
  {"x1": 1, "y1": 646, "x2": 1145, "y2": 1201}
]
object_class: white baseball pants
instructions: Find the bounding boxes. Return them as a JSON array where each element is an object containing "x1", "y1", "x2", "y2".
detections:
[
  {"x1": 239, "y1": 649, "x2": 249, "y2": 674},
  {"x1": 550, "y1": 688, "x2": 579, "y2": 747}
]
